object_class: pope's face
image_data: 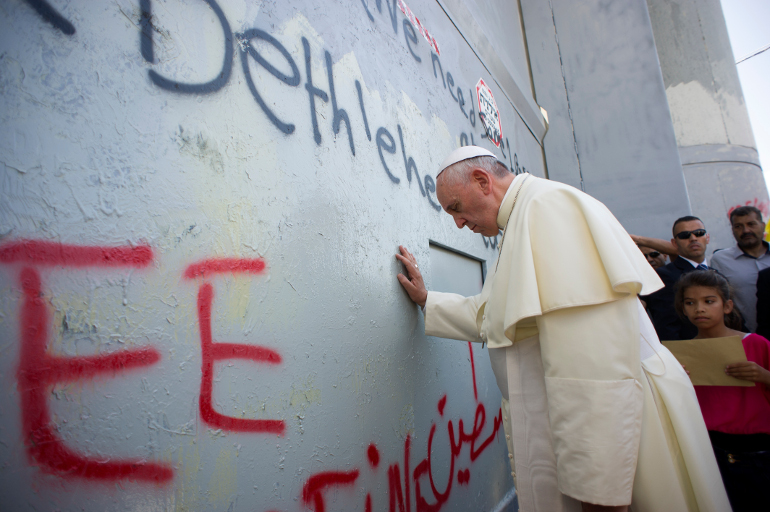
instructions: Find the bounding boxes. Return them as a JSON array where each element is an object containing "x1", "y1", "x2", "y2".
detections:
[{"x1": 436, "y1": 169, "x2": 500, "y2": 237}]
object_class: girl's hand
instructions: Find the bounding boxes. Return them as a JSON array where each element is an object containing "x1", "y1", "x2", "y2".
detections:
[
  {"x1": 725, "y1": 362, "x2": 770, "y2": 385},
  {"x1": 682, "y1": 364, "x2": 690, "y2": 377}
]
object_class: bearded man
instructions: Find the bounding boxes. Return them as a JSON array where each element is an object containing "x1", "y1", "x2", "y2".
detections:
[
  {"x1": 395, "y1": 146, "x2": 729, "y2": 512},
  {"x1": 711, "y1": 205, "x2": 770, "y2": 333}
]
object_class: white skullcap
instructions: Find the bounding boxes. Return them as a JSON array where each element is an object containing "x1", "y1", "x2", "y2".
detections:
[{"x1": 437, "y1": 146, "x2": 499, "y2": 177}]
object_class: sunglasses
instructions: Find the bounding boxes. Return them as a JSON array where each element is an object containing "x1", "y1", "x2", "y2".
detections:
[
  {"x1": 674, "y1": 229, "x2": 707, "y2": 240},
  {"x1": 645, "y1": 251, "x2": 661, "y2": 258}
]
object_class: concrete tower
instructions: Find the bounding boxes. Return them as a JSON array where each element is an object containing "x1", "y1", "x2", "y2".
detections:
[{"x1": 647, "y1": 0, "x2": 768, "y2": 251}]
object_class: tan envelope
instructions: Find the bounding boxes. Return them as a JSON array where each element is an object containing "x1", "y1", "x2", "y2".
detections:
[{"x1": 662, "y1": 336, "x2": 754, "y2": 387}]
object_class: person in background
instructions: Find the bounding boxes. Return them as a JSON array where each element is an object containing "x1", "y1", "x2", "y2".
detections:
[
  {"x1": 639, "y1": 246, "x2": 668, "y2": 269},
  {"x1": 631, "y1": 234, "x2": 678, "y2": 266},
  {"x1": 642, "y1": 216, "x2": 712, "y2": 340},
  {"x1": 675, "y1": 270, "x2": 770, "y2": 511},
  {"x1": 711, "y1": 206, "x2": 770, "y2": 333}
]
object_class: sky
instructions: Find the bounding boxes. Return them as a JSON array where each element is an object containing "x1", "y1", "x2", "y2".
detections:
[{"x1": 720, "y1": 0, "x2": 770, "y2": 190}]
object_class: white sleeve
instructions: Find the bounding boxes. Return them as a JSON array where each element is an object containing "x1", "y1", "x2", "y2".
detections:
[{"x1": 423, "y1": 291, "x2": 483, "y2": 343}]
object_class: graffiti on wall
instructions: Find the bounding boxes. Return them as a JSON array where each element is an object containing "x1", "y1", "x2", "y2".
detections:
[
  {"x1": 22, "y1": 0, "x2": 530, "y2": 249},
  {"x1": 727, "y1": 198, "x2": 770, "y2": 220},
  {"x1": 1, "y1": 240, "x2": 504, "y2": 509},
  {"x1": 7, "y1": 0, "x2": 524, "y2": 507}
]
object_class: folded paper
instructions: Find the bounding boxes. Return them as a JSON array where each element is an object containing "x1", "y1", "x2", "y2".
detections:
[{"x1": 662, "y1": 336, "x2": 754, "y2": 387}]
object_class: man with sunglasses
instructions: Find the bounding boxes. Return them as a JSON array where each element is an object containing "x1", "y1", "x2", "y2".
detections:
[
  {"x1": 640, "y1": 246, "x2": 668, "y2": 269},
  {"x1": 642, "y1": 216, "x2": 711, "y2": 341}
]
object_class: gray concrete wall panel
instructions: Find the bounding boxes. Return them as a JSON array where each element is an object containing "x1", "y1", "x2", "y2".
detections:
[
  {"x1": 647, "y1": 0, "x2": 767, "y2": 250},
  {"x1": 681, "y1": 147, "x2": 768, "y2": 255},
  {"x1": 517, "y1": 0, "x2": 582, "y2": 189},
  {"x1": 520, "y1": 0, "x2": 691, "y2": 238},
  {"x1": 437, "y1": 0, "x2": 546, "y2": 142},
  {"x1": 647, "y1": 0, "x2": 756, "y2": 148},
  {"x1": 0, "y1": 0, "x2": 538, "y2": 510}
]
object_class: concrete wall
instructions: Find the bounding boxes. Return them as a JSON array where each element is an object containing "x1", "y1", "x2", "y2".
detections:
[
  {"x1": 647, "y1": 0, "x2": 768, "y2": 252},
  {"x1": 0, "y1": 0, "x2": 545, "y2": 510},
  {"x1": 3, "y1": 0, "x2": 751, "y2": 509},
  {"x1": 519, "y1": 0, "x2": 691, "y2": 239}
]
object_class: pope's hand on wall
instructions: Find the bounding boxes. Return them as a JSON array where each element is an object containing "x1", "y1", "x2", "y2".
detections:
[{"x1": 396, "y1": 245, "x2": 428, "y2": 308}]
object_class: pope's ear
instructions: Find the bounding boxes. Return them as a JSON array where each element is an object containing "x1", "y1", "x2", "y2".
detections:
[{"x1": 470, "y1": 169, "x2": 491, "y2": 193}]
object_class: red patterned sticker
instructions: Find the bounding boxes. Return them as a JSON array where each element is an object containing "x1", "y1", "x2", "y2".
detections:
[
  {"x1": 476, "y1": 78, "x2": 502, "y2": 147},
  {"x1": 398, "y1": 0, "x2": 440, "y2": 55}
]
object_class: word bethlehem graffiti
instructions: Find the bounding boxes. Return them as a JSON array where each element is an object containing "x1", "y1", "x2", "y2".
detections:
[
  {"x1": 0, "y1": 240, "x2": 504, "y2": 510},
  {"x1": 23, "y1": 0, "x2": 530, "y2": 249}
]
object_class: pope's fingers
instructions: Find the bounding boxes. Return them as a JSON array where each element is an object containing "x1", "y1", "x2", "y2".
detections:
[
  {"x1": 395, "y1": 253, "x2": 411, "y2": 267},
  {"x1": 396, "y1": 254, "x2": 418, "y2": 274},
  {"x1": 397, "y1": 273, "x2": 414, "y2": 290},
  {"x1": 397, "y1": 253, "x2": 422, "y2": 275}
]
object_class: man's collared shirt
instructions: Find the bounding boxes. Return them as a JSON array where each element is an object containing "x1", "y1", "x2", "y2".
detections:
[
  {"x1": 679, "y1": 256, "x2": 708, "y2": 269},
  {"x1": 711, "y1": 241, "x2": 770, "y2": 333}
]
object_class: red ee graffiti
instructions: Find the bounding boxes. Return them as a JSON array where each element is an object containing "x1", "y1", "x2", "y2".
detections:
[
  {"x1": 0, "y1": 240, "x2": 283, "y2": 484},
  {"x1": 2, "y1": 240, "x2": 504, "y2": 504}
]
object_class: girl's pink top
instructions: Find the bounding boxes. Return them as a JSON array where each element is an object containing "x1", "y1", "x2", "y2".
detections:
[{"x1": 694, "y1": 333, "x2": 770, "y2": 434}]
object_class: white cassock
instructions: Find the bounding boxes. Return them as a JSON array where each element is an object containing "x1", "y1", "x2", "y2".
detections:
[{"x1": 424, "y1": 174, "x2": 730, "y2": 511}]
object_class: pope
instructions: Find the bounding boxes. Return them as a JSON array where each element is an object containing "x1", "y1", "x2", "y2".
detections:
[{"x1": 396, "y1": 146, "x2": 730, "y2": 512}]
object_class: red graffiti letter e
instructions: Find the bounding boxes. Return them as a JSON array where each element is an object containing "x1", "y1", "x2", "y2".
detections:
[{"x1": 186, "y1": 258, "x2": 284, "y2": 435}]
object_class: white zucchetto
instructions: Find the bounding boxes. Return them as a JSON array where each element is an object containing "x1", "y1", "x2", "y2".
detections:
[{"x1": 437, "y1": 145, "x2": 499, "y2": 177}]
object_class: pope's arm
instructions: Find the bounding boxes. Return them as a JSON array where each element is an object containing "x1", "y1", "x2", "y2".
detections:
[
  {"x1": 396, "y1": 246, "x2": 482, "y2": 341},
  {"x1": 424, "y1": 292, "x2": 483, "y2": 342}
]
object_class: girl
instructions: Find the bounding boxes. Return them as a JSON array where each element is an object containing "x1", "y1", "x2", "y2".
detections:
[{"x1": 675, "y1": 270, "x2": 770, "y2": 511}]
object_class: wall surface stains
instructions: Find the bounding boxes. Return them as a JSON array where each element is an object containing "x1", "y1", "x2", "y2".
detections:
[{"x1": 0, "y1": 0, "x2": 539, "y2": 509}]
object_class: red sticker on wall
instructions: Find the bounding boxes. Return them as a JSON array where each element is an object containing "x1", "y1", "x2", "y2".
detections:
[
  {"x1": 398, "y1": 0, "x2": 440, "y2": 55},
  {"x1": 476, "y1": 78, "x2": 502, "y2": 147}
]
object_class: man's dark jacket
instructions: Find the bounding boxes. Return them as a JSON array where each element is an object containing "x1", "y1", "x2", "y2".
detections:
[
  {"x1": 643, "y1": 256, "x2": 700, "y2": 341},
  {"x1": 757, "y1": 266, "x2": 770, "y2": 339}
]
